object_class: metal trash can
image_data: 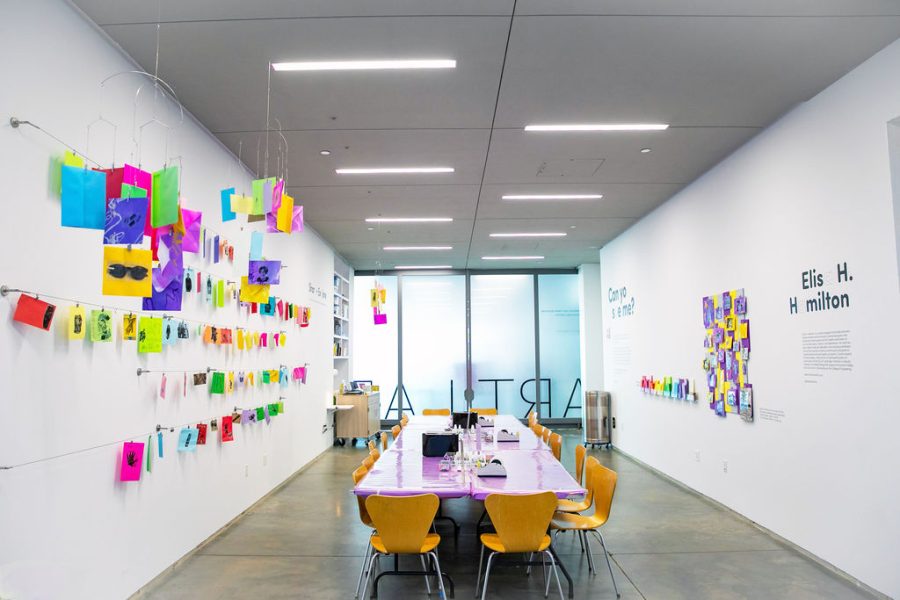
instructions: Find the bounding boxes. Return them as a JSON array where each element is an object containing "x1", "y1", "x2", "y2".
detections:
[{"x1": 584, "y1": 390, "x2": 612, "y2": 448}]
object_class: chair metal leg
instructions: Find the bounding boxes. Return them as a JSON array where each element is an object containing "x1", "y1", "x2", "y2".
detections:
[
  {"x1": 360, "y1": 552, "x2": 380, "y2": 600},
  {"x1": 421, "y1": 555, "x2": 432, "y2": 595},
  {"x1": 355, "y1": 538, "x2": 373, "y2": 598},
  {"x1": 526, "y1": 552, "x2": 534, "y2": 576},
  {"x1": 480, "y1": 552, "x2": 497, "y2": 600},
  {"x1": 591, "y1": 530, "x2": 620, "y2": 598},
  {"x1": 578, "y1": 530, "x2": 585, "y2": 553},
  {"x1": 474, "y1": 544, "x2": 485, "y2": 597},
  {"x1": 541, "y1": 553, "x2": 547, "y2": 593},
  {"x1": 543, "y1": 551, "x2": 565, "y2": 600},
  {"x1": 429, "y1": 551, "x2": 448, "y2": 599},
  {"x1": 582, "y1": 531, "x2": 596, "y2": 573}
]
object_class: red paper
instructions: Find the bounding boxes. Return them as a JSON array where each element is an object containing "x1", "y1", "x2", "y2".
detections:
[
  {"x1": 13, "y1": 295, "x2": 56, "y2": 331},
  {"x1": 196, "y1": 423, "x2": 208, "y2": 445},
  {"x1": 221, "y1": 416, "x2": 234, "y2": 442},
  {"x1": 95, "y1": 167, "x2": 124, "y2": 203},
  {"x1": 276, "y1": 299, "x2": 284, "y2": 319}
]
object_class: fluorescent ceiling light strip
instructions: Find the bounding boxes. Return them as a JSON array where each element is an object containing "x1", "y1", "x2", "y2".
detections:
[
  {"x1": 489, "y1": 233, "x2": 566, "y2": 238},
  {"x1": 524, "y1": 123, "x2": 669, "y2": 132},
  {"x1": 272, "y1": 59, "x2": 456, "y2": 71},
  {"x1": 336, "y1": 167, "x2": 454, "y2": 174},
  {"x1": 502, "y1": 194, "x2": 602, "y2": 200},
  {"x1": 394, "y1": 265, "x2": 453, "y2": 270},
  {"x1": 383, "y1": 246, "x2": 453, "y2": 250},
  {"x1": 366, "y1": 217, "x2": 453, "y2": 223},
  {"x1": 481, "y1": 256, "x2": 545, "y2": 261}
]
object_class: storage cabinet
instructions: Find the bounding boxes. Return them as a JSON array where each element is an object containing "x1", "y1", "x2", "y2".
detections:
[{"x1": 335, "y1": 392, "x2": 380, "y2": 443}]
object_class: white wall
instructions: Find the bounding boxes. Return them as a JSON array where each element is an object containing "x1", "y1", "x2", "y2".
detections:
[
  {"x1": 0, "y1": 2, "x2": 336, "y2": 599},
  {"x1": 597, "y1": 39, "x2": 900, "y2": 597}
]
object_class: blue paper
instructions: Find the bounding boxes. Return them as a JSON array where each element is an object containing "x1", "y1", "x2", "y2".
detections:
[
  {"x1": 158, "y1": 431, "x2": 164, "y2": 458},
  {"x1": 213, "y1": 235, "x2": 220, "y2": 263},
  {"x1": 61, "y1": 166, "x2": 106, "y2": 229},
  {"x1": 177, "y1": 427, "x2": 198, "y2": 452},
  {"x1": 279, "y1": 366, "x2": 289, "y2": 389},
  {"x1": 249, "y1": 231, "x2": 263, "y2": 260},
  {"x1": 260, "y1": 296, "x2": 276, "y2": 316},
  {"x1": 104, "y1": 196, "x2": 148, "y2": 244},
  {"x1": 221, "y1": 187, "x2": 236, "y2": 222},
  {"x1": 162, "y1": 317, "x2": 178, "y2": 346}
]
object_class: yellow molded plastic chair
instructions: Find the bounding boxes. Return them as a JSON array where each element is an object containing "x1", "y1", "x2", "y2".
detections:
[
  {"x1": 477, "y1": 492, "x2": 564, "y2": 600},
  {"x1": 391, "y1": 424, "x2": 401, "y2": 439},
  {"x1": 528, "y1": 412, "x2": 538, "y2": 427},
  {"x1": 557, "y1": 456, "x2": 599, "y2": 513},
  {"x1": 400, "y1": 414, "x2": 409, "y2": 427},
  {"x1": 530, "y1": 423, "x2": 542, "y2": 437},
  {"x1": 574, "y1": 445, "x2": 587, "y2": 486},
  {"x1": 362, "y1": 494, "x2": 449, "y2": 599},
  {"x1": 541, "y1": 427, "x2": 552, "y2": 445},
  {"x1": 551, "y1": 464, "x2": 619, "y2": 596},
  {"x1": 381, "y1": 431, "x2": 388, "y2": 451},
  {"x1": 423, "y1": 408, "x2": 451, "y2": 416},
  {"x1": 369, "y1": 447, "x2": 380, "y2": 461},
  {"x1": 471, "y1": 407, "x2": 498, "y2": 415},
  {"x1": 362, "y1": 455, "x2": 375, "y2": 470},
  {"x1": 352, "y1": 466, "x2": 374, "y2": 598},
  {"x1": 549, "y1": 433, "x2": 562, "y2": 461}
]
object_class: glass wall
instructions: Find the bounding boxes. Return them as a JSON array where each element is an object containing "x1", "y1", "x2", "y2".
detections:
[
  {"x1": 401, "y1": 276, "x2": 467, "y2": 414},
  {"x1": 351, "y1": 276, "x2": 397, "y2": 418},
  {"x1": 470, "y1": 275, "x2": 537, "y2": 418},
  {"x1": 538, "y1": 274, "x2": 582, "y2": 418}
]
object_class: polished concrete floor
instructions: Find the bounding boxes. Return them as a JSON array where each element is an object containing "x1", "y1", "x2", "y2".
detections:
[{"x1": 139, "y1": 432, "x2": 873, "y2": 599}]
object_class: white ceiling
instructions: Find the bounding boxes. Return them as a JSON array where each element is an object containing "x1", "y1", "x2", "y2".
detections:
[{"x1": 72, "y1": 0, "x2": 900, "y2": 270}]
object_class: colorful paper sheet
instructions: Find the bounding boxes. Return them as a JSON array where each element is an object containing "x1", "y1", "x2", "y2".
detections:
[
  {"x1": 221, "y1": 416, "x2": 234, "y2": 442},
  {"x1": 61, "y1": 166, "x2": 106, "y2": 229},
  {"x1": 104, "y1": 196, "x2": 148, "y2": 245},
  {"x1": 177, "y1": 427, "x2": 198, "y2": 452},
  {"x1": 151, "y1": 165, "x2": 179, "y2": 227},
  {"x1": 221, "y1": 187, "x2": 236, "y2": 221},
  {"x1": 210, "y1": 371, "x2": 225, "y2": 394},
  {"x1": 102, "y1": 246, "x2": 152, "y2": 297},
  {"x1": 119, "y1": 442, "x2": 144, "y2": 481},
  {"x1": 248, "y1": 260, "x2": 281, "y2": 285},
  {"x1": 230, "y1": 194, "x2": 253, "y2": 214},
  {"x1": 251, "y1": 177, "x2": 275, "y2": 215},
  {"x1": 249, "y1": 232, "x2": 263, "y2": 260},
  {"x1": 240, "y1": 276, "x2": 270, "y2": 303},
  {"x1": 123, "y1": 313, "x2": 137, "y2": 340},
  {"x1": 181, "y1": 208, "x2": 202, "y2": 253},
  {"x1": 13, "y1": 295, "x2": 56, "y2": 331},
  {"x1": 89, "y1": 309, "x2": 113, "y2": 342},
  {"x1": 196, "y1": 423, "x2": 208, "y2": 445},
  {"x1": 68, "y1": 305, "x2": 86, "y2": 340},
  {"x1": 137, "y1": 316, "x2": 163, "y2": 353},
  {"x1": 143, "y1": 277, "x2": 183, "y2": 311}
]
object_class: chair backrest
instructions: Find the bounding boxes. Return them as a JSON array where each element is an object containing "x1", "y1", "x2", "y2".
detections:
[
  {"x1": 549, "y1": 433, "x2": 562, "y2": 461},
  {"x1": 471, "y1": 407, "x2": 498, "y2": 415},
  {"x1": 541, "y1": 427, "x2": 551, "y2": 444},
  {"x1": 381, "y1": 431, "x2": 388, "y2": 451},
  {"x1": 366, "y1": 494, "x2": 440, "y2": 554},
  {"x1": 400, "y1": 415, "x2": 409, "y2": 426},
  {"x1": 368, "y1": 440, "x2": 376, "y2": 452},
  {"x1": 589, "y1": 463, "x2": 618, "y2": 524},
  {"x1": 362, "y1": 455, "x2": 375, "y2": 470},
  {"x1": 530, "y1": 423, "x2": 542, "y2": 437},
  {"x1": 370, "y1": 447, "x2": 380, "y2": 461},
  {"x1": 574, "y1": 444, "x2": 587, "y2": 486},
  {"x1": 352, "y1": 466, "x2": 373, "y2": 527},
  {"x1": 391, "y1": 424, "x2": 401, "y2": 439},
  {"x1": 484, "y1": 492, "x2": 559, "y2": 553},
  {"x1": 422, "y1": 408, "x2": 451, "y2": 416},
  {"x1": 528, "y1": 412, "x2": 538, "y2": 427},
  {"x1": 581, "y1": 456, "x2": 600, "y2": 505}
]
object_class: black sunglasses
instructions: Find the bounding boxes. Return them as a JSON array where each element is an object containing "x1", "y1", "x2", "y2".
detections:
[{"x1": 107, "y1": 264, "x2": 149, "y2": 280}]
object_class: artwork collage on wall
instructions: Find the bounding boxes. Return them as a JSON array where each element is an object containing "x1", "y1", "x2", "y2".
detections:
[
  {"x1": 702, "y1": 289, "x2": 753, "y2": 421},
  {"x1": 640, "y1": 375, "x2": 697, "y2": 402}
]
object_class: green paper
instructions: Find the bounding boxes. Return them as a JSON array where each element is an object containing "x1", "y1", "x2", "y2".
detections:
[
  {"x1": 262, "y1": 371, "x2": 270, "y2": 384},
  {"x1": 210, "y1": 371, "x2": 225, "y2": 394},
  {"x1": 268, "y1": 403, "x2": 279, "y2": 417},
  {"x1": 121, "y1": 183, "x2": 148, "y2": 198},
  {"x1": 216, "y1": 280, "x2": 225, "y2": 308},
  {"x1": 277, "y1": 401, "x2": 284, "y2": 414},
  {"x1": 251, "y1": 177, "x2": 275, "y2": 215},
  {"x1": 137, "y1": 316, "x2": 163, "y2": 353},
  {"x1": 256, "y1": 407, "x2": 265, "y2": 421},
  {"x1": 146, "y1": 435, "x2": 152, "y2": 473},
  {"x1": 151, "y1": 165, "x2": 179, "y2": 227},
  {"x1": 89, "y1": 309, "x2": 113, "y2": 342}
]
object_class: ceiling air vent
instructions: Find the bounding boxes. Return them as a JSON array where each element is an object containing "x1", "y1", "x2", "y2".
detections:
[{"x1": 536, "y1": 158, "x2": 604, "y2": 178}]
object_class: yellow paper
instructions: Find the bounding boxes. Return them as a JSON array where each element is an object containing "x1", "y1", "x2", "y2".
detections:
[
  {"x1": 63, "y1": 150, "x2": 84, "y2": 168},
  {"x1": 277, "y1": 194, "x2": 294, "y2": 233},
  {"x1": 247, "y1": 371, "x2": 254, "y2": 386},
  {"x1": 279, "y1": 332, "x2": 286, "y2": 347},
  {"x1": 269, "y1": 369, "x2": 279, "y2": 383},
  {"x1": 68, "y1": 305, "x2": 86, "y2": 340},
  {"x1": 253, "y1": 332, "x2": 260, "y2": 346},
  {"x1": 370, "y1": 289, "x2": 378, "y2": 307},
  {"x1": 122, "y1": 313, "x2": 137, "y2": 340},
  {"x1": 240, "y1": 276, "x2": 270, "y2": 303},
  {"x1": 226, "y1": 372, "x2": 235, "y2": 394},
  {"x1": 230, "y1": 194, "x2": 253, "y2": 214},
  {"x1": 236, "y1": 329, "x2": 245, "y2": 350},
  {"x1": 739, "y1": 322, "x2": 749, "y2": 338},
  {"x1": 380, "y1": 289, "x2": 386, "y2": 303},
  {"x1": 102, "y1": 246, "x2": 152, "y2": 297}
]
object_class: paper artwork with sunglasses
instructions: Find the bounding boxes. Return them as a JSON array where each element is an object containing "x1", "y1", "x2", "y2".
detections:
[
  {"x1": 104, "y1": 196, "x2": 147, "y2": 245},
  {"x1": 248, "y1": 260, "x2": 281, "y2": 285},
  {"x1": 102, "y1": 246, "x2": 152, "y2": 297}
]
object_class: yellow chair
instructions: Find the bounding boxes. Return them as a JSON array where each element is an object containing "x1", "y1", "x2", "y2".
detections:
[
  {"x1": 530, "y1": 423, "x2": 543, "y2": 437},
  {"x1": 528, "y1": 412, "x2": 538, "y2": 427},
  {"x1": 574, "y1": 445, "x2": 587, "y2": 486},
  {"x1": 400, "y1": 414, "x2": 409, "y2": 427},
  {"x1": 476, "y1": 492, "x2": 564, "y2": 600},
  {"x1": 557, "y1": 456, "x2": 599, "y2": 513},
  {"x1": 471, "y1": 407, "x2": 498, "y2": 415},
  {"x1": 381, "y1": 431, "x2": 388, "y2": 451},
  {"x1": 370, "y1": 447, "x2": 380, "y2": 461},
  {"x1": 362, "y1": 494, "x2": 449, "y2": 599},
  {"x1": 391, "y1": 424, "x2": 401, "y2": 439},
  {"x1": 541, "y1": 427, "x2": 552, "y2": 445},
  {"x1": 549, "y1": 433, "x2": 562, "y2": 461},
  {"x1": 352, "y1": 466, "x2": 374, "y2": 598},
  {"x1": 423, "y1": 408, "x2": 451, "y2": 416},
  {"x1": 551, "y1": 463, "x2": 619, "y2": 595},
  {"x1": 362, "y1": 455, "x2": 375, "y2": 470}
]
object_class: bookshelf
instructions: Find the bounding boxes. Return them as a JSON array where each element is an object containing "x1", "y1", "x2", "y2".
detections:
[{"x1": 333, "y1": 271, "x2": 350, "y2": 359}]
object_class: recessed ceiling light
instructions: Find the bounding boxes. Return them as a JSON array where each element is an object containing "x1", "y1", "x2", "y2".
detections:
[
  {"x1": 569, "y1": 225, "x2": 576, "y2": 229},
  {"x1": 524, "y1": 123, "x2": 669, "y2": 132},
  {"x1": 272, "y1": 59, "x2": 456, "y2": 72},
  {"x1": 383, "y1": 246, "x2": 453, "y2": 250},
  {"x1": 366, "y1": 217, "x2": 453, "y2": 223},
  {"x1": 502, "y1": 194, "x2": 602, "y2": 201},
  {"x1": 394, "y1": 265, "x2": 454, "y2": 270},
  {"x1": 336, "y1": 167, "x2": 454, "y2": 175},
  {"x1": 367, "y1": 227, "x2": 375, "y2": 231},
  {"x1": 481, "y1": 256, "x2": 545, "y2": 261},
  {"x1": 319, "y1": 150, "x2": 331, "y2": 156},
  {"x1": 489, "y1": 233, "x2": 566, "y2": 238},
  {"x1": 640, "y1": 148, "x2": 652, "y2": 153}
]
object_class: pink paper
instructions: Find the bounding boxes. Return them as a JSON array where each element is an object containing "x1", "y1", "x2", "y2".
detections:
[
  {"x1": 160, "y1": 374, "x2": 167, "y2": 399},
  {"x1": 374, "y1": 310, "x2": 387, "y2": 325},
  {"x1": 183, "y1": 372, "x2": 187, "y2": 397},
  {"x1": 260, "y1": 332, "x2": 268, "y2": 347},
  {"x1": 181, "y1": 208, "x2": 202, "y2": 253},
  {"x1": 119, "y1": 441, "x2": 144, "y2": 481},
  {"x1": 292, "y1": 205, "x2": 304, "y2": 232}
]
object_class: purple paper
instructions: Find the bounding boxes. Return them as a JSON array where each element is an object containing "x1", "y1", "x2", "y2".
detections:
[
  {"x1": 241, "y1": 409, "x2": 253, "y2": 424},
  {"x1": 702, "y1": 297, "x2": 714, "y2": 329},
  {"x1": 181, "y1": 209, "x2": 202, "y2": 253},
  {"x1": 722, "y1": 292, "x2": 732, "y2": 316},
  {"x1": 152, "y1": 231, "x2": 183, "y2": 292},
  {"x1": 143, "y1": 276, "x2": 183, "y2": 311},
  {"x1": 292, "y1": 205, "x2": 304, "y2": 232},
  {"x1": 741, "y1": 319, "x2": 751, "y2": 350},
  {"x1": 104, "y1": 197, "x2": 147, "y2": 244},
  {"x1": 248, "y1": 260, "x2": 281, "y2": 285},
  {"x1": 213, "y1": 235, "x2": 220, "y2": 263},
  {"x1": 734, "y1": 295, "x2": 747, "y2": 315}
]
